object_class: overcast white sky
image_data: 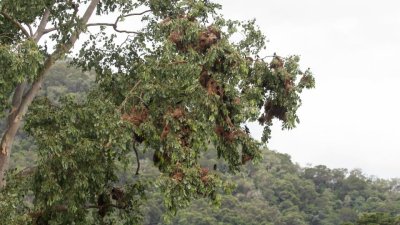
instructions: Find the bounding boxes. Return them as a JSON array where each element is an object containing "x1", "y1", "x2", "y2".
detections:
[{"x1": 213, "y1": 0, "x2": 400, "y2": 178}]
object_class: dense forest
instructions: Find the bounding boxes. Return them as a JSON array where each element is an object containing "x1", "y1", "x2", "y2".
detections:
[{"x1": 6, "y1": 62, "x2": 400, "y2": 225}]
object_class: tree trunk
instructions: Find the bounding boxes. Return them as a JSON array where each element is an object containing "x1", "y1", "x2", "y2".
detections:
[
  {"x1": 0, "y1": 118, "x2": 21, "y2": 187},
  {"x1": 0, "y1": 62, "x2": 51, "y2": 188},
  {"x1": 0, "y1": 0, "x2": 101, "y2": 188}
]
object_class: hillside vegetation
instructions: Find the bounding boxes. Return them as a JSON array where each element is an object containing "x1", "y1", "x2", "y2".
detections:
[{"x1": 6, "y1": 62, "x2": 400, "y2": 225}]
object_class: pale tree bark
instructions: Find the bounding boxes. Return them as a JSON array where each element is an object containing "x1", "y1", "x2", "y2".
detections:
[{"x1": 0, "y1": 0, "x2": 101, "y2": 188}]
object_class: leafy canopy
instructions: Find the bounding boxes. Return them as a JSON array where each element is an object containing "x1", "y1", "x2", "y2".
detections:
[{"x1": 0, "y1": 0, "x2": 314, "y2": 224}]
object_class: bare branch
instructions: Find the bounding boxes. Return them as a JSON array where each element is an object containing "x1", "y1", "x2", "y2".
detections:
[
  {"x1": 86, "y1": 9, "x2": 151, "y2": 34},
  {"x1": 86, "y1": 22, "x2": 114, "y2": 27},
  {"x1": 33, "y1": 8, "x2": 51, "y2": 41},
  {"x1": 86, "y1": 23, "x2": 141, "y2": 34},
  {"x1": 0, "y1": 11, "x2": 31, "y2": 38},
  {"x1": 80, "y1": 0, "x2": 101, "y2": 25},
  {"x1": 119, "y1": 34, "x2": 134, "y2": 46},
  {"x1": 120, "y1": 9, "x2": 152, "y2": 18},
  {"x1": 42, "y1": 27, "x2": 58, "y2": 35},
  {"x1": 49, "y1": 9, "x2": 152, "y2": 35}
]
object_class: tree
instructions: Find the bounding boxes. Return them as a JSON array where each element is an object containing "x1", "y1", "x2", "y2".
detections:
[
  {"x1": 0, "y1": 0, "x2": 315, "y2": 224},
  {"x1": 0, "y1": 0, "x2": 103, "y2": 187}
]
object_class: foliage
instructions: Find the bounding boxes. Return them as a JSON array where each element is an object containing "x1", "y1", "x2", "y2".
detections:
[
  {"x1": 355, "y1": 213, "x2": 400, "y2": 225},
  {"x1": 6, "y1": 140, "x2": 400, "y2": 224},
  {"x1": 1, "y1": 0, "x2": 315, "y2": 224},
  {"x1": 0, "y1": 40, "x2": 43, "y2": 116},
  {"x1": 2, "y1": 0, "x2": 398, "y2": 219},
  {"x1": 6, "y1": 61, "x2": 95, "y2": 171},
  {"x1": 141, "y1": 150, "x2": 400, "y2": 225},
  {"x1": 0, "y1": 170, "x2": 33, "y2": 225}
]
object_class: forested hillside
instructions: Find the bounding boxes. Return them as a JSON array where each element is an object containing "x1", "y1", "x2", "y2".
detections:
[
  {"x1": 6, "y1": 62, "x2": 400, "y2": 225},
  {"x1": 161, "y1": 150, "x2": 400, "y2": 225}
]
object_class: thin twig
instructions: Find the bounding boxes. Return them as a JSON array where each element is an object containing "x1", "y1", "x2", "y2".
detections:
[
  {"x1": 120, "y1": 35, "x2": 134, "y2": 46},
  {"x1": 45, "y1": 9, "x2": 151, "y2": 35},
  {"x1": 260, "y1": 55, "x2": 277, "y2": 60}
]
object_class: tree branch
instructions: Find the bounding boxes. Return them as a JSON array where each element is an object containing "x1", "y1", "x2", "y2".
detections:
[
  {"x1": 133, "y1": 144, "x2": 140, "y2": 175},
  {"x1": 10, "y1": 83, "x2": 26, "y2": 112},
  {"x1": 27, "y1": 24, "x2": 34, "y2": 37},
  {"x1": 86, "y1": 9, "x2": 151, "y2": 34},
  {"x1": 7, "y1": 82, "x2": 26, "y2": 127},
  {"x1": 42, "y1": 27, "x2": 58, "y2": 35},
  {"x1": 33, "y1": 8, "x2": 51, "y2": 42},
  {"x1": 120, "y1": 10, "x2": 152, "y2": 18},
  {"x1": 0, "y1": 11, "x2": 31, "y2": 38},
  {"x1": 86, "y1": 23, "x2": 141, "y2": 34}
]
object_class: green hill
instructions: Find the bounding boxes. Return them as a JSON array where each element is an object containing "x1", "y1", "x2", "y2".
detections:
[{"x1": 4, "y1": 62, "x2": 400, "y2": 225}]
